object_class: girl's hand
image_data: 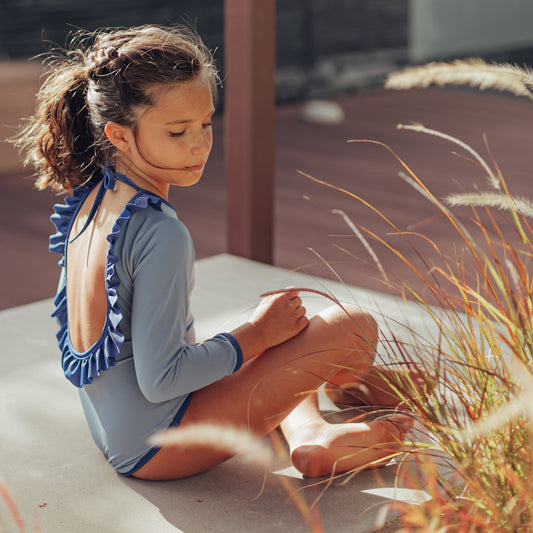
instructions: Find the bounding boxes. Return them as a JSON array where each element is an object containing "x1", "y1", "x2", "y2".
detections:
[
  {"x1": 230, "y1": 289, "x2": 308, "y2": 360},
  {"x1": 250, "y1": 290, "x2": 308, "y2": 347}
]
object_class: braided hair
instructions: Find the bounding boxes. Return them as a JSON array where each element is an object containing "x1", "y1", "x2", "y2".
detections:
[{"x1": 15, "y1": 25, "x2": 219, "y2": 192}]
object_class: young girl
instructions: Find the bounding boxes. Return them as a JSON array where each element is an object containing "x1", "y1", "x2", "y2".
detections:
[{"x1": 17, "y1": 25, "x2": 414, "y2": 480}]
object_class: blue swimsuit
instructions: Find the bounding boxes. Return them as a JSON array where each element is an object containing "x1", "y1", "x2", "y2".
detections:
[{"x1": 50, "y1": 166, "x2": 243, "y2": 475}]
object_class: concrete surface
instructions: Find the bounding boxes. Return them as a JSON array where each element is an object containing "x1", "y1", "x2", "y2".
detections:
[{"x1": 0, "y1": 254, "x2": 443, "y2": 533}]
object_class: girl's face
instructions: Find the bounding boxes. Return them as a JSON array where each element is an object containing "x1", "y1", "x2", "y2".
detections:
[{"x1": 113, "y1": 77, "x2": 215, "y2": 199}]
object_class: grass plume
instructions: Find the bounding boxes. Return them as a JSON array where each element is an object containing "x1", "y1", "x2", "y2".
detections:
[
  {"x1": 149, "y1": 424, "x2": 275, "y2": 467},
  {"x1": 446, "y1": 192, "x2": 533, "y2": 218},
  {"x1": 385, "y1": 58, "x2": 533, "y2": 100}
]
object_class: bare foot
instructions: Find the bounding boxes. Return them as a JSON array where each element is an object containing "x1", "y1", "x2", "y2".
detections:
[
  {"x1": 289, "y1": 414, "x2": 413, "y2": 477},
  {"x1": 324, "y1": 365, "x2": 433, "y2": 408}
]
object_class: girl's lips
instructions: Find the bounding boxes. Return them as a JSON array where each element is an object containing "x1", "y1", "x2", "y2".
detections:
[{"x1": 184, "y1": 164, "x2": 205, "y2": 172}]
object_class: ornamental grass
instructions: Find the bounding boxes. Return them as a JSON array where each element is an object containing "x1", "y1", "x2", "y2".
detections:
[{"x1": 311, "y1": 58, "x2": 533, "y2": 532}]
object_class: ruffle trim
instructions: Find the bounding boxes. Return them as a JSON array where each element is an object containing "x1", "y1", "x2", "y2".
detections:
[
  {"x1": 50, "y1": 185, "x2": 93, "y2": 268},
  {"x1": 50, "y1": 186, "x2": 165, "y2": 388}
]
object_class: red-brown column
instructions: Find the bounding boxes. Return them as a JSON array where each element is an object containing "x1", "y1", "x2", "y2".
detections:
[{"x1": 224, "y1": 0, "x2": 276, "y2": 263}]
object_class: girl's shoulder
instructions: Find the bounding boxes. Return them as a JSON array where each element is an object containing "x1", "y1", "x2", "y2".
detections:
[
  {"x1": 119, "y1": 194, "x2": 191, "y2": 247},
  {"x1": 123, "y1": 194, "x2": 179, "y2": 228},
  {"x1": 120, "y1": 196, "x2": 194, "y2": 271}
]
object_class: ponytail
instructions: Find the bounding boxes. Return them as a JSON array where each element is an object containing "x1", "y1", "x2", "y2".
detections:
[
  {"x1": 15, "y1": 53, "x2": 99, "y2": 192},
  {"x1": 15, "y1": 25, "x2": 219, "y2": 193}
]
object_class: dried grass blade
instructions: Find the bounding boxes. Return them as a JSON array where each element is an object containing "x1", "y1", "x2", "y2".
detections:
[
  {"x1": 332, "y1": 209, "x2": 388, "y2": 281},
  {"x1": 298, "y1": 169, "x2": 400, "y2": 231},
  {"x1": 398, "y1": 123, "x2": 500, "y2": 190},
  {"x1": 0, "y1": 481, "x2": 24, "y2": 532}
]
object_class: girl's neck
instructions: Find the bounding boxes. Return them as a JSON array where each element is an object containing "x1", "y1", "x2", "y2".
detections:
[{"x1": 113, "y1": 160, "x2": 170, "y2": 200}]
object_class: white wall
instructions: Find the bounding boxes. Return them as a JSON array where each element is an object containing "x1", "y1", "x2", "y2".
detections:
[{"x1": 410, "y1": 0, "x2": 533, "y2": 62}]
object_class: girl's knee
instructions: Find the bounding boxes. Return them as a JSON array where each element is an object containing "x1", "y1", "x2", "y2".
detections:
[{"x1": 317, "y1": 303, "x2": 378, "y2": 353}]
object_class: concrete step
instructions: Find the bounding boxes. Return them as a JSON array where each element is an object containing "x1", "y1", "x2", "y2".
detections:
[{"x1": 0, "y1": 254, "x2": 441, "y2": 533}]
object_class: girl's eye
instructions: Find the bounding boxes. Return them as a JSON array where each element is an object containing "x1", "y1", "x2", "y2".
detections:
[{"x1": 170, "y1": 123, "x2": 212, "y2": 137}]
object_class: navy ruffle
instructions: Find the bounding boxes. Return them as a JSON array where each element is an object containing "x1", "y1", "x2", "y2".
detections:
[
  {"x1": 49, "y1": 185, "x2": 92, "y2": 267},
  {"x1": 49, "y1": 178, "x2": 165, "y2": 388}
]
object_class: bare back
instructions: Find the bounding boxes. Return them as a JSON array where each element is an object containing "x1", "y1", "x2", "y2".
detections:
[{"x1": 66, "y1": 181, "x2": 137, "y2": 353}]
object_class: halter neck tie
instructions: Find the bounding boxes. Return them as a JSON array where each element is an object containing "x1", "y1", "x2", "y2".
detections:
[{"x1": 68, "y1": 166, "x2": 130, "y2": 244}]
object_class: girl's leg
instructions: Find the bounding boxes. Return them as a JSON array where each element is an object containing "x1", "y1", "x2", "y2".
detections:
[
  {"x1": 324, "y1": 365, "x2": 431, "y2": 407},
  {"x1": 133, "y1": 304, "x2": 410, "y2": 481}
]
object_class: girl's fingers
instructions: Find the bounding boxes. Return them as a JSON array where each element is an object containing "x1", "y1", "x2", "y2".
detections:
[
  {"x1": 283, "y1": 287, "x2": 300, "y2": 300},
  {"x1": 290, "y1": 296, "x2": 302, "y2": 309},
  {"x1": 297, "y1": 315, "x2": 309, "y2": 330}
]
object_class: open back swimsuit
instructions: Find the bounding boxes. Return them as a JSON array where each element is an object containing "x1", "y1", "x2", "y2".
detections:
[{"x1": 50, "y1": 166, "x2": 243, "y2": 475}]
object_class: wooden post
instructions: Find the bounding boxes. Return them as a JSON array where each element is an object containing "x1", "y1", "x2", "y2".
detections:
[{"x1": 224, "y1": 0, "x2": 276, "y2": 263}]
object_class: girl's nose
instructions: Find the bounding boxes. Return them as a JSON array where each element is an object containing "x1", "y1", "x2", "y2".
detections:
[{"x1": 191, "y1": 128, "x2": 212, "y2": 155}]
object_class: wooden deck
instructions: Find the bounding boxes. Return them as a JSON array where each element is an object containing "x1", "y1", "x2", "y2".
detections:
[{"x1": 2, "y1": 87, "x2": 533, "y2": 310}]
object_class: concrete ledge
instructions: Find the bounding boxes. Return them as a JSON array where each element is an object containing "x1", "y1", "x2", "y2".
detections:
[{"x1": 0, "y1": 254, "x2": 440, "y2": 532}]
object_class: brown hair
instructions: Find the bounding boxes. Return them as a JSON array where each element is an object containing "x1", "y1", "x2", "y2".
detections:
[{"x1": 15, "y1": 25, "x2": 219, "y2": 192}]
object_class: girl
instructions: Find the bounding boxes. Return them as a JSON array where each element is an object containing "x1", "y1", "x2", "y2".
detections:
[{"x1": 17, "y1": 25, "x2": 414, "y2": 480}]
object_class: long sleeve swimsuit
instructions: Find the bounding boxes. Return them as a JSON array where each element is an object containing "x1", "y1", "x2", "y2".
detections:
[{"x1": 50, "y1": 166, "x2": 243, "y2": 475}]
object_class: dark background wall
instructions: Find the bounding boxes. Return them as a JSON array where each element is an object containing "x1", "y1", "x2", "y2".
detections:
[
  {"x1": 2, "y1": 1, "x2": 533, "y2": 102},
  {"x1": 0, "y1": 0, "x2": 409, "y2": 102}
]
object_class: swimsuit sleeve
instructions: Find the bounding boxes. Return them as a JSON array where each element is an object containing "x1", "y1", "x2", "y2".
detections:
[{"x1": 127, "y1": 212, "x2": 242, "y2": 404}]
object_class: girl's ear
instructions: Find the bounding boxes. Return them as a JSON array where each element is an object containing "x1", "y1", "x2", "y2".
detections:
[{"x1": 104, "y1": 122, "x2": 133, "y2": 153}]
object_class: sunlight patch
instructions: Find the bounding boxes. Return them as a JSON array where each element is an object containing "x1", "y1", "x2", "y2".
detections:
[{"x1": 362, "y1": 487, "x2": 431, "y2": 505}]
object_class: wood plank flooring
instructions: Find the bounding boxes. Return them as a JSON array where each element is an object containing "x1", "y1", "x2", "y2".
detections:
[{"x1": 2, "y1": 88, "x2": 533, "y2": 309}]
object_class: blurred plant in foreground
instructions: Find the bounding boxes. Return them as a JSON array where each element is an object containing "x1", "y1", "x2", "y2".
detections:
[
  {"x1": 305, "y1": 59, "x2": 533, "y2": 532},
  {"x1": 0, "y1": 479, "x2": 26, "y2": 532}
]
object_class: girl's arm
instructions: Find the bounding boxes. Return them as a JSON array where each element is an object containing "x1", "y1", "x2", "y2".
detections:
[
  {"x1": 129, "y1": 214, "x2": 243, "y2": 403},
  {"x1": 128, "y1": 212, "x2": 307, "y2": 403}
]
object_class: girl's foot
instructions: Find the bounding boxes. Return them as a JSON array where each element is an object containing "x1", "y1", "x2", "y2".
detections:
[
  {"x1": 289, "y1": 414, "x2": 413, "y2": 477},
  {"x1": 324, "y1": 365, "x2": 432, "y2": 408}
]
